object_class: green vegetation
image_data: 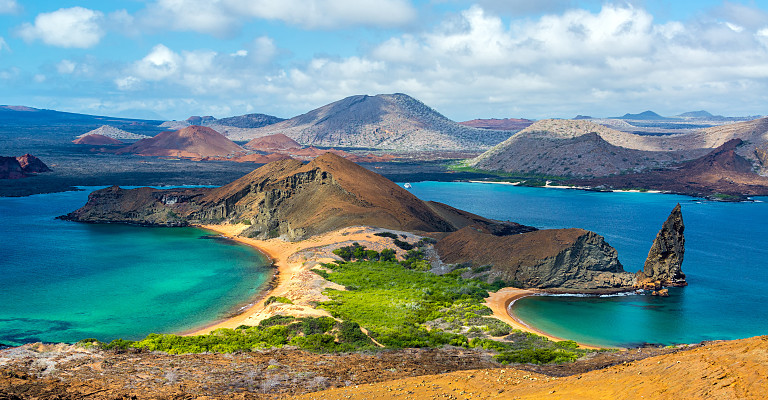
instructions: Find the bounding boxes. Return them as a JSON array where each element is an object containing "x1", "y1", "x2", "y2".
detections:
[
  {"x1": 82, "y1": 236, "x2": 598, "y2": 365},
  {"x1": 316, "y1": 256, "x2": 594, "y2": 363},
  {"x1": 87, "y1": 315, "x2": 377, "y2": 354},
  {"x1": 265, "y1": 296, "x2": 293, "y2": 305},
  {"x1": 709, "y1": 193, "x2": 744, "y2": 201}
]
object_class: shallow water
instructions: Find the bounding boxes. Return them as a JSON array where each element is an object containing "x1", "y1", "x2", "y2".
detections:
[
  {"x1": 407, "y1": 182, "x2": 768, "y2": 347},
  {"x1": 0, "y1": 188, "x2": 270, "y2": 346}
]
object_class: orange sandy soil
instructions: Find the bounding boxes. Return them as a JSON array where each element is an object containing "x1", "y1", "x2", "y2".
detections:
[
  {"x1": 291, "y1": 335, "x2": 768, "y2": 400},
  {"x1": 188, "y1": 224, "x2": 430, "y2": 334},
  {"x1": 187, "y1": 224, "x2": 568, "y2": 344}
]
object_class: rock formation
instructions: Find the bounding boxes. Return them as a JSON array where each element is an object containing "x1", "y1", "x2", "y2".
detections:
[
  {"x1": 15, "y1": 154, "x2": 50, "y2": 173},
  {"x1": 0, "y1": 154, "x2": 51, "y2": 179},
  {"x1": 636, "y1": 204, "x2": 687, "y2": 287},
  {"x1": 435, "y1": 226, "x2": 635, "y2": 291}
]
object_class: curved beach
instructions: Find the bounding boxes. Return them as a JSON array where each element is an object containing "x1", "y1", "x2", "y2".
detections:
[{"x1": 186, "y1": 224, "x2": 599, "y2": 349}]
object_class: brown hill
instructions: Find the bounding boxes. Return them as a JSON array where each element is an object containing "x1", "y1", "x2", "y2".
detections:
[
  {"x1": 0, "y1": 154, "x2": 50, "y2": 179},
  {"x1": 63, "y1": 153, "x2": 521, "y2": 239},
  {"x1": 117, "y1": 125, "x2": 244, "y2": 159},
  {"x1": 459, "y1": 118, "x2": 533, "y2": 130},
  {"x1": 469, "y1": 119, "x2": 689, "y2": 177},
  {"x1": 292, "y1": 335, "x2": 768, "y2": 400},
  {"x1": 435, "y1": 226, "x2": 635, "y2": 290},
  {"x1": 574, "y1": 139, "x2": 768, "y2": 197},
  {"x1": 244, "y1": 133, "x2": 301, "y2": 151},
  {"x1": 237, "y1": 93, "x2": 511, "y2": 151},
  {"x1": 73, "y1": 134, "x2": 124, "y2": 145}
]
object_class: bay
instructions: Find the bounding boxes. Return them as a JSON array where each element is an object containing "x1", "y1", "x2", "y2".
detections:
[
  {"x1": 0, "y1": 188, "x2": 270, "y2": 346},
  {"x1": 407, "y1": 181, "x2": 768, "y2": 347}
]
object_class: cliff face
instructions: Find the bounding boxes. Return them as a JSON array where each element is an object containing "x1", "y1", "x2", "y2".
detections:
[
  {"x1": 435, "y1": 226, "x2": 635, "y2": 291},
  {"x1": 637, "y1": 204, "x2": 686, "y2": 287}
]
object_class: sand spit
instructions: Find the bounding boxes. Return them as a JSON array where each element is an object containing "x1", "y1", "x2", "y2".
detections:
[{"x1": 187, "y1": 224, "x2": 573, "y2": 345}]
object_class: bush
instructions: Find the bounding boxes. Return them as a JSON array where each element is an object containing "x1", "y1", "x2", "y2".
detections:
[
  {"x1": 265, "y1": 296, "x2": 293, "y2": 305},
  {"x1": 374, "y1": 232, "x2": 398, "y2": 239}
]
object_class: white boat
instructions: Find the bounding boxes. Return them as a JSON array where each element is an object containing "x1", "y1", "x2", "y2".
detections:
[{"x1": 404, "y1": 183, "x2": 412, "y2": 189}]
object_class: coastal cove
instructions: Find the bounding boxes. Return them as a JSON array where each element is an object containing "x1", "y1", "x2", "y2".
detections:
[
  {"x1": 407, "y1": 181, "x2": 768, "y2": 347},
  {"x1": 0, "y1": 188, "x2": 271, "y2": 346}
]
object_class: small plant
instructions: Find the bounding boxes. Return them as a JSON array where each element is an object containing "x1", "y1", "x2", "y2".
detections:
[{"x1": 265, "y1": 296, "x2": 293, "y2": 305}]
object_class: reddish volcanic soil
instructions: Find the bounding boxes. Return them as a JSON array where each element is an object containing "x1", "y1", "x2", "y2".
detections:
[
  {"x1": 573, "y1": 139, "x2": 768, "y2": 197},
  {"x1": 73, "y1": 134, "x2": 124, "y2": 145},
  {"x1": 118, "y1": 125, "x2": 244, "y2": 159},
  {"x1": 245, "y1": 133, "x2": 301, "y2": 151}
]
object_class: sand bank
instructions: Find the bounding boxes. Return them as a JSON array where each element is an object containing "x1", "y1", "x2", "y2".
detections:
[{"x1": 186, "y1": 224, "x2": 421, "y2": 335}]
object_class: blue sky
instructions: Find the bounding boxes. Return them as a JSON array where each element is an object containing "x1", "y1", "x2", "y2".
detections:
[{"x1": 1, "y1": 0, "x2": 768, "y2": 121}]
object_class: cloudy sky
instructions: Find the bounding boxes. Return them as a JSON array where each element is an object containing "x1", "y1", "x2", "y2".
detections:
[{"x1": 1, "y1": 0, "x2": 767, "y2": 121}]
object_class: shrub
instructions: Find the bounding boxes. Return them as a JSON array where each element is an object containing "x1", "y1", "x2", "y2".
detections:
[{"x1": 265, "y1": 296, "x2": 294, "y2": 305}]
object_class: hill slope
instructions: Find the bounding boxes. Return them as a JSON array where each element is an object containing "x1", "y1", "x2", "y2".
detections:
[
  {"x1": 469, "y1": 119, "x2": 687, "y2": 176},
  {"x1": 293, "y1": 335, "x2": 768, "y2": 400},
  {"x1": 235, "y1": 93, "x2": 511, "y2": 150},
  {"x1": 575, "y1": 139, "x2": 768, "y2": 197},
  {"x1": 77, "y1": 125, "x2": 150, "y2": 140},
  {"x1": 117, "y1": 126, "x2": 245, "y2": 159}
]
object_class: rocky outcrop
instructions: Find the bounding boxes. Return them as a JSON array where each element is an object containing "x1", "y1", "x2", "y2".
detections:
[
  {"x1": 435, "y1": 226, "x2": 635, "y2": 291},
  {"x1": 76, "y1": 125, "x2": 150, "y2": 140},
  {"x1": 0, "y1": 154, "x2": 51, "y2": 179},
  {"x1": 636, "y1": 204, "x2": 686, "y2": 287}
]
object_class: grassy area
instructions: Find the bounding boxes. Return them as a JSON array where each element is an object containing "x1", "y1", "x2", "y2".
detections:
[
  {"x1": 81, "y1": 315, "x2": 377, "y2": 354},
  {"x1": 80, "y1": 238, "x2": 601, "y2": 364},
  {"x1": 447, "y1": 161, "x2": 569, "y2": 185}
]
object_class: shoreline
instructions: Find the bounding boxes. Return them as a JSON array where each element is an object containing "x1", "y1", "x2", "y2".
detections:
[
  {"x1": 184, "y1": 224, "x2": 420, "y2": 335},
  {"x1": 184, "y1": 225, "x2": 608, "y2": 350},
  {"x1": 484, "y1": 288, "x2": 603, "y2": 350}
]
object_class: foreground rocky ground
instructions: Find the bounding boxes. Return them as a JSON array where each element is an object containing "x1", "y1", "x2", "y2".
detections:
[{"x1": 0, "y1": 341, "x2": 694, "y2": 399}]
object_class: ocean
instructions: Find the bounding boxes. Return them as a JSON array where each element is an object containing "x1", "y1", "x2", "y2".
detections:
[
  {"x1": 0, "y1": 188, "x2": 270, "y2": 346},
  {"x1": 407, "y1": 181, "x2": 768, "y2": 347}
]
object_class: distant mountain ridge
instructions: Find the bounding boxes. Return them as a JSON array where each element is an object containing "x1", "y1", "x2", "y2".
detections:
[
  {"x1": 458, "y1": 118, "x2": 533, "y2": 131},
  {"x1": 233, "y1": 93, "x2": 511, "y2": 151}
]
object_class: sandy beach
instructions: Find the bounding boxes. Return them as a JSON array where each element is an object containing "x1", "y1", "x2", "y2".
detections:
[
  {"x1": 187, "y1": 223, "x2": 601, "y2": 348},
  {"x1": 186, "y1": 224, "x2": 422, "y2": 335}
]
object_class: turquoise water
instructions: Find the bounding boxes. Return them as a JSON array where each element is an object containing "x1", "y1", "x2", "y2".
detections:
[
  {"x1": 407, "y1": 182, "x2": 768, "y2": 347},
  {"x1": 0, "y1": 188, "x2": 270, "y2": 346}
]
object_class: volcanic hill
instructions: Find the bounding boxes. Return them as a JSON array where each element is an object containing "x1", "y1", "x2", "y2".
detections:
[
  {"x1": 573, "y1": 139, "x2": 768, "y2": 198},
  {"x1": 468, "y1": 119, "x2": 688, "y2": 176},
  {"x1": 73, "y1": 134, "x2": 124, "y2": 145},
  {"x1": 0, "y1": 154, "x2": 50, "y2": 179},
  {"x1": 62, "y1": 153, "x2": 682, "y2": 291},
  {"x1": 77, "y1": 125, "x2": 150, "y2": 141},
  {"x1": 244, "y1": 133, "x2": 301, "y2": 152},
  {"x1": 234, "y1": 93, "x2": 511, "y2": 150},
  {"x1": 117, "y1": 125, "x2": 245, "y2": 159}
]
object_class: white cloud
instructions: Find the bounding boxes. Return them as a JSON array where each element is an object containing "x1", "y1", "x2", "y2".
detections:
[
  {"x1": 138, "y1": 0, "x2": 416, "y2": 34},
  {"x1": 0, "y1": 37, "x2": 9, "y2": 52},
  {"x1": 134, "y1": 44, "x2": 181, "y2": 81},
  {"x1": 57, "y1": 60, "x2": 77, "y2": 74},
  {"x1": 0, "y1": 0, "x2": 20, "y2": 14},
  {"x1": 17, "y1": 7, "x2": 105, "y2": 48}
]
